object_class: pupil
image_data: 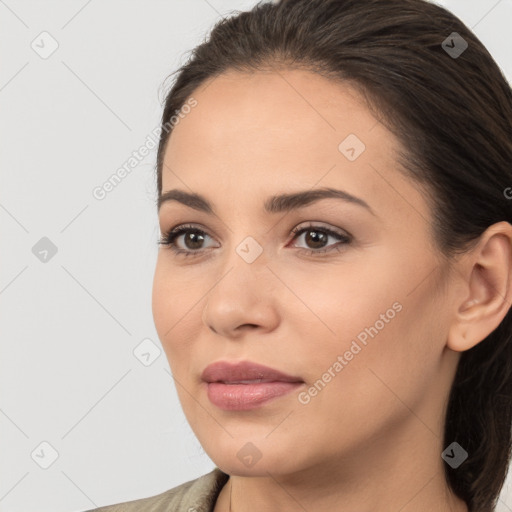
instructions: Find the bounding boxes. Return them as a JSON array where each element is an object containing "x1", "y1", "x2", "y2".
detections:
[
  {"x1": 186, "y1": 232, "x2": 204, "y2": 249},
  {"x1": 306, "y1": 230, "x2": 326, "y2": 249}
]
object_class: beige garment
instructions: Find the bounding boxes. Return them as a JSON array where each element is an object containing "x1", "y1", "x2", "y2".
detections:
[{"x1": 84, "y1": 468, "x2": 229, "y2": 512}]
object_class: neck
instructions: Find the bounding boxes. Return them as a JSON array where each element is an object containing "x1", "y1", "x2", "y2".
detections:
[
  {"x1": 214, "y1": 418, "x2": 469, "y2": 512},
  {"x1": 217, "y1": 470, "x2": 467, "y2": 512}
]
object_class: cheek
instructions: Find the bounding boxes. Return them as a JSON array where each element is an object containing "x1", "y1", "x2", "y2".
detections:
[
  {"x1": 278, "y1": 262, "x2": 401, "y2": 357},
  {"x1": 151, "y1": 258, "x2": 206, "y2": 373},
  {"x1": 152, "y1": 257, "x2": 190, "y2": 331},
  {"x1": 151, "y1": 261, "x2": 170, "y2": 340},
  {"x1": 288, "y1": 301, "x2": 426, "y2": 455},
  {"x1": 287, "y1": 261, "x2": 436, "y2": 408},
  {"x1": 152, "y1": 260, "x2": 185, "y2": 356}
]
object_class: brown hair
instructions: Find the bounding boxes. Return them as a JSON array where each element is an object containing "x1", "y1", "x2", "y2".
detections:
[{"x1": 154, "y1": 1, "x2": 512, "y2": 510}]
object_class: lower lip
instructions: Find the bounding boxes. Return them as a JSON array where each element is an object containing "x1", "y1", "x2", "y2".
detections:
[{"x1": 206, "y1": 381, "x2": 304, "y2": 411}]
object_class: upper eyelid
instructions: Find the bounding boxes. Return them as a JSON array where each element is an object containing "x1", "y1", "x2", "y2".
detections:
[
  {"x1": 163, "y1": 221, "x2": 347, "y2": 233},
  {"x1": 164, "y1": 222, "x2": 351, "y2": 243}
]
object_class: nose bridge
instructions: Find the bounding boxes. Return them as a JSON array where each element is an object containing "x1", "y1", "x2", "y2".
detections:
[
  {"x1": 218, "y1": 208, "x2": 273, "y2": 270},
  {"x1": 203, "y1": 201, "x2": 290, "y2": 300},
  {"x1": 219, "y1": 229, "x2": 272, "y2": 291},
  {"x1": 200, "y1": 228, "x2": 279, "y2": 331}
]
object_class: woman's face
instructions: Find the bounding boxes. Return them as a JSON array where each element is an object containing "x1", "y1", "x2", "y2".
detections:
[{"x1": 152, "y1": 68, "x2": 460, "y2": 477}]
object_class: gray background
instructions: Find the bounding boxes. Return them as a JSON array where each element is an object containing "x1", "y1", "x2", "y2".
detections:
[{"x1": 1, "y1": 1, "x2": 511, "y2": 511}]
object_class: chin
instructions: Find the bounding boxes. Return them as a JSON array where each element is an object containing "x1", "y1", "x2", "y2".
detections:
[
  {"x1": 200, "y1": 435, "x2": 304, "y2": 477},
  {"x1": 211, "y1": 456, "x2": 287, "y2": 477}
]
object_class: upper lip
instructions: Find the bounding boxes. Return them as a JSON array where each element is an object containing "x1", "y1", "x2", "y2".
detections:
[{"x1": 201, "y1": 360, "x2": 304, "y2": 384}]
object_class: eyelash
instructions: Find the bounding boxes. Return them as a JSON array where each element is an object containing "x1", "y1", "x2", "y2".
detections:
[{"x1": 157, "y1": 223, "x2": 352, "y2": 259}]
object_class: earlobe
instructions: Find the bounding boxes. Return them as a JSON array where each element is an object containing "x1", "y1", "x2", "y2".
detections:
[{"x1": 447, "y1": 222, "x2": 512, "y2": 353}]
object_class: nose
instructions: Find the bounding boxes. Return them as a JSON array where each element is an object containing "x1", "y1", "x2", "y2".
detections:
[{"x1": 200, "y1": 252, "x2": 281, "y2": 339}]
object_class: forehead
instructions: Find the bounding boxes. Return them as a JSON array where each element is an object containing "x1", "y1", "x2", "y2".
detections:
[
  {"x1": 161, "y1": 68, "x2": 426, "y2": 224},
  {"x1": 167, "y1": 68, "x2": 381, "y2": 158}
]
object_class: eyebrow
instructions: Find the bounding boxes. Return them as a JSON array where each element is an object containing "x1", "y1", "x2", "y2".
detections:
[{"x1": 157, "y1": 187, "x2": 375, "y2": 216}]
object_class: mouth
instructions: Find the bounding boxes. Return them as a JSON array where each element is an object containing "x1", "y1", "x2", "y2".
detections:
[{"x1": 201, "y1": 360, "x2": 305, "y2": 411}]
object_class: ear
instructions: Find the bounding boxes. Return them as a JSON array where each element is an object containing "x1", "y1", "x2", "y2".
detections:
[{"x1": 447, "y1": 221, "x2": 512, "y2": 352}]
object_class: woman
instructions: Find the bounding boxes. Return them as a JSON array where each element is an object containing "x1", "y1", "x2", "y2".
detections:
[{"x1": 87, "y1": 0, "x2": 512, "y2": 510}]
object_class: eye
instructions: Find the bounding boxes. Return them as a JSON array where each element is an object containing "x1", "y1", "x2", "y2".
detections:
[
  {"x1": 157, "y1": 224, "x2": 218, "y2": 258},
  {"x1": 157, "y1": 222, "x2": 352, "y2": 258},
  {"x1": 288, "y1": 223, "x2": 352, "y2": 255}
]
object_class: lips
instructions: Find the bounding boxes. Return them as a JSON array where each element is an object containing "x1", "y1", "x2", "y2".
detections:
[
  {"x1": 201, "y1": 360, "x2": 304, "y2": 384},
  {"x1": 201, "y1": 361, "x2": 305, "y2": 411}
]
